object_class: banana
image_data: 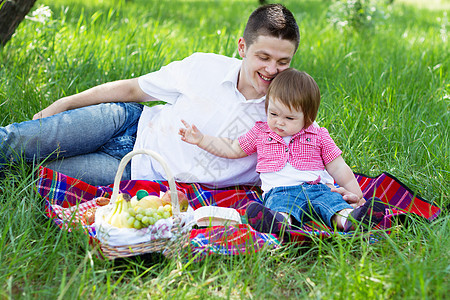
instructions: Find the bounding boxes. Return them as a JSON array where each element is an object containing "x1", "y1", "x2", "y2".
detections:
[{"x1": 106, "y1": 193, "x2": 133, "y2": 228}]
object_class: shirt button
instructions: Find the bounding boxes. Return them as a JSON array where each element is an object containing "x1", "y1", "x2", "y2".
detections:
[
  {"x1": 285, "y1": 148, "x2": 289, "y2": 152},
  {"x1": 268, "y1": 137, "x2": 272, "y2": 141},
  {"x1": 306, "y1": 138, "x2": 311, "y2": 142}
]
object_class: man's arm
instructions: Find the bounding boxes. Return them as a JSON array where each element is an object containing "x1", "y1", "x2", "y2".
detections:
[{"x1": 33, "y1": 78, "x2": 153, "y2": 119}]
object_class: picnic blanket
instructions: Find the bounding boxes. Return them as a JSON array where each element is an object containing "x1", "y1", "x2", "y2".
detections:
[{"x1": 37, "y1": 166, "x2": 441, "y2": 260}]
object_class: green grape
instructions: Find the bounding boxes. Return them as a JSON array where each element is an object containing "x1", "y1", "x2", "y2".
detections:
[
  {"x1": 135, "y1": 207, "x2": 144, "y2": 215},
  {"x1": 163, "y1": 204, "x2": 172, "y2": 212},
  {"x1": 162, "y1": 211, "x2": 171, "y2": 219},
  {"x1": 135, "y1": 213, "x2": 143, "y2": 221},
  {"x1": 133, "y1": 220, "x2": 142, "y2": 229},
  {"x1": 128, "y1": 207, "x2": 136, "y2": 216},
  {"x1": 145, "y1": 208, "x2": 156, "y2": 217},
  {"x1": 148, "y1": 217, "x2": 156, "y2": 225},
  {"x1": 157, "y1": 206, "x2": 165, "y2": 214},
  {"x1": 127, "y1": 216, "x2": 136, "y2": 226},
  {"x1": 141, "y1": 216, "x2": 150, "y2": 226},
  {"x1": 154, "y1": 214, "x2": 161, "y2": 221}
]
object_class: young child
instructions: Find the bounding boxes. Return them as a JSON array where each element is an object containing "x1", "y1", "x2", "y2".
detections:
[{"x1": 179, "y1": 68, "x2": 385, "y2": 235}]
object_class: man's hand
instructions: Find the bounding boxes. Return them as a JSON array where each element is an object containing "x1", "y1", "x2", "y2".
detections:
[
  {"x1": 33, "y1": 78, "x2": 150, "y2": 120},
  {"x1": 33, "y1": 99, "x2": 68, "y2": 120},
  {"x1": 331, "y1": 186, "x2": 365, "y2": 208}
]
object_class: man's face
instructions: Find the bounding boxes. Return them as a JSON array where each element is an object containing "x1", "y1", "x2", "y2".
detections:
[{"x1": 238, "y1": 35, "x2": 296, "y2": 100}]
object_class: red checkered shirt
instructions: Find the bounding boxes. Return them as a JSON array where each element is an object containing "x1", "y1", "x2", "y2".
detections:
[{"x1": 238, "y1": 121, "x2": 342, "y2": 173}]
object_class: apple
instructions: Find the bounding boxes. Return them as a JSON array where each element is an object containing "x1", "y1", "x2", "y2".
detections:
[
  {"x1": 161, "y1": 190, "x2": 189, "y2": 212},
  {"x1": 136, "y1": 189, "x2": 149, "y2": 200},
  {"x1": 135, "y1": 195, "x2": 162, "y2": 210}
]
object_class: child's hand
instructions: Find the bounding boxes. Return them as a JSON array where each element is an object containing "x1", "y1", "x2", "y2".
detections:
[
  {"x1": 179, "y1": 120, "x2": 204, "y2": 145},
  {"x1": 331, "y1": 186, "x2": 364, "y2": 208}
]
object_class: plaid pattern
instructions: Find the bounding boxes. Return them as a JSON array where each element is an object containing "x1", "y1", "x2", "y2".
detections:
[
  {"x1": 37, "y1": 166, "x2": 441, "y2": 259},
  {"x1": 238, "y1": 122, "x2": 342, "y2": 172},
  {"x1": 187, "y1": 225, "x2": 281, "y2": 261},
  {"x1": 49, "y1": 199, "x2": 98, "y2": 236},
  {"x1": 355, "y1": 172, "x2": 441, "y2": 220}
]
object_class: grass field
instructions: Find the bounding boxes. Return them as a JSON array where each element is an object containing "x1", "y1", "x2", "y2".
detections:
[{"x1": 0, "y1": 0, "x2": 449, "y2": 299}]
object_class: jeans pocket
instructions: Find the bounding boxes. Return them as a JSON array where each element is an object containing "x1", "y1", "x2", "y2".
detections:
[{"x1": 100, "y1": 135, "x2": 136, "y2": 160}]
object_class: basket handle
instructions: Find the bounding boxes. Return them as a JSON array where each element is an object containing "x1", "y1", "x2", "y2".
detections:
[{"x1": 110, "y1": 149, "x2": 180, "y2": 216}]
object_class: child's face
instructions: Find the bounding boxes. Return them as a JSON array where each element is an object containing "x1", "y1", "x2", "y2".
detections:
[
  {"x1": 237, "y1": 35, "x2": 296, "y2": 100},
  {"x1": 267, "y1": 98, "x2": 305, "y2": 137}
]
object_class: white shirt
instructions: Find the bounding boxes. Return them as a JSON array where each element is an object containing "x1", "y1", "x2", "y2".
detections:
[
  {"x1": 259, "y1": 136, "x2": 334, "y2": 193},
  {"x1": 132, "y1": 53, "x2": 267, "y2": 188}
]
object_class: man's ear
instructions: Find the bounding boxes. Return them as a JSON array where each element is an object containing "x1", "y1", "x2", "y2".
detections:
[{"x1": 237, "y1": 37, "x2": 246, "y2": 58}]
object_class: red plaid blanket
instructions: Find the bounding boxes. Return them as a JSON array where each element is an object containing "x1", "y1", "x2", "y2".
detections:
[{"x1": 37, "y1": 166, "x2": 441, "y2": 259}]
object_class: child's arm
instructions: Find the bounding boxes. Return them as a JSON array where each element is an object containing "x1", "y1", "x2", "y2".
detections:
[
  {"x1": 325, "y1": 155, "x2": 363, "y2": 200},
  {"x1": 178, "y1": 120, "x2": 247, "y2": 159}
]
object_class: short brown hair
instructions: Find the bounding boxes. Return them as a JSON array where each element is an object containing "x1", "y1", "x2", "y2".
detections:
[
  {"x1": 266, "y1": 68, "x2": 320, "y2": 128},
  {"x1": 243, "y1": 4, "x2": 300, "y2": 52}
]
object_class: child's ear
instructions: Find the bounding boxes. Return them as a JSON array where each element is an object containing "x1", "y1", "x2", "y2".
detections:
[{"x1": 237, "y1": 37, "x2": 246, "y2": 58}]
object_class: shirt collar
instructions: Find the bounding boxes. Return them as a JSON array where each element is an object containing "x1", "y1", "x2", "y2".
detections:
[
  {"x1": 221, "y1": 61, "x2": 241, "y2": 87},
  {"x1": 293, "y1": 123, "x2": 320, "y2": 138},
  {"x1": 257, "y1": 121, "x2": 320, "y2": 139},
  {"x1": 256, "y1": 122, "x2": 285, "y2": 143},
  {"x1": 221, "y1": 61, "x2": 266, "y2": 103}
]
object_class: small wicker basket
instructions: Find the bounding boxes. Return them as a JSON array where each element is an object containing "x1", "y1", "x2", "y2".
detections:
[{"x1": 96, "y1": 149, "x2": 190, "y2": 259}]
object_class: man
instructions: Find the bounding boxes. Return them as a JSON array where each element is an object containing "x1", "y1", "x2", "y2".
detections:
[{"x1": 0, "y1": 4, "x2": 361, "y2": 205}]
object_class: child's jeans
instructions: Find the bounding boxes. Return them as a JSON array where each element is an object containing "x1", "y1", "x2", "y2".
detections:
[
  {"x1": 263, "y1": 183, "x2": 353, "y2": 227},
  {"x1": 0, "y1": 102, "x2": 143, "y2": 186}
]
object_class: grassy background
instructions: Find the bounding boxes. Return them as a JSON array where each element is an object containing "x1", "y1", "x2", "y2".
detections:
[{"x1": 0, "y1": 0, "x2": 448, "y2": 298}]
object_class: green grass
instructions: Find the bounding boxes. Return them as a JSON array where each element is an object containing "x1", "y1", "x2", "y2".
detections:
[{"x1": 0, "y1": 0, "x2": 449, "y2": 298}]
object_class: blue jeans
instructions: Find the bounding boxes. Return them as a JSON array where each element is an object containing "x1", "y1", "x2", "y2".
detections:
[
  {"x1": 263, "y1": 183, "x2": 353, "y2": 227},
  {"x1": 0, "y1": 102, "x2": 143, "y2": 186}
]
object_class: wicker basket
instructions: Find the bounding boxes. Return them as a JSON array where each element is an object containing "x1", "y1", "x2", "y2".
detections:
[{"x1": 96, "y1": 149, "x2": 190, "y2": 259}]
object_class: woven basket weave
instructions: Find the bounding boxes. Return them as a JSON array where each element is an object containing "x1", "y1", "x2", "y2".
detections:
[{"x1": 97, "y1": 149, "x2": 190, "y2": 259}]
